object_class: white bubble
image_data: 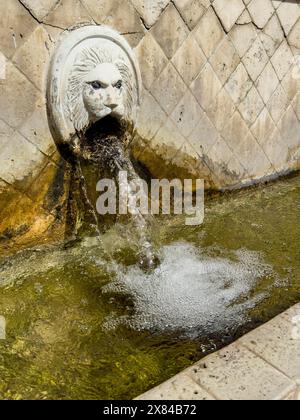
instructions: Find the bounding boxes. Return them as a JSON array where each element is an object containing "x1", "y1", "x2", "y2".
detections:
[{"x1": 103, "y1": 242, "x2": 274, "y2": 337}]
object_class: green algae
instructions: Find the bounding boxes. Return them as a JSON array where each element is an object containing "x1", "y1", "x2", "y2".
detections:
[{"x1": 0, "y1": 174, "x2": 300, "y2": 400}]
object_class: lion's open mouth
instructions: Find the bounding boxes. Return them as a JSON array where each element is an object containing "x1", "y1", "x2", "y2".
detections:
[
  {"x1": 76, "y1": 115, "x2": 129, "y2": 166},
  {"x1": 86, "y1": 115, "x2": 125, "y2": 141}
]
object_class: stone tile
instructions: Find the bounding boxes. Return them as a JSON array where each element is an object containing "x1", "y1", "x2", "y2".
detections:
[
  {"x1": 131, "y1": 0, "x2": 170, "y2": 28},
  {"x1": 290, "y1": 45, "x2": 300, "y2": 57},
  {"x1": 271, "y1": 0, "x2": 281, "y2": 10},
  {"x1": 0, "y1": 131, "x2": 47, "y2": 191},
  {"x1": 226, "y1": 153, "x2": 247, "y2": 181},
  {"x1": 270, "y1": 40, "x2": 293, "y2": 81},
  {"x1": 261, "y1": 127, "x2": 289, "y2": 173},
  {"x1": 152, "y1": 118, "x2": 186, "y2": 161},
  {"x1": 210, "y1": 37, "x2": 240, "y2": 85},
  {"x1": 255, "y1": 61, "x2": 279, "y2": 104},
  {"x1": 191, "y1": 62, "x2": 223, "y2": 111},
  {"x1": 276, "y1": 1, "x2": 300, "y2": 36},
  {"x1": 151, "y1": 3, "x2": 189, "y2": 59},
  {"x1": 0, "y1": 62, "x2": 39, "y2": 129},
  {"x1": 247, "y1": 0, "x2": 274, "y2": 29},
  {"x1": 0, "y1": 119, "x2": 14, "y2": 151},
  {"x1": 104, "y1": 0, "x2": 145, "y2": 47},
  {"x1": 282, "y1": 303, "x2": 300, "y2": 322},
  {"x1": 80, "y1": 0, "x2": 112, "y2": 23},
  {"x1": 171, "y1": 90, "x2": 203, "y2": 137},
  {"x1": 137, "y1": 373, "x2": 215, "y2": 400},
  {"x1": 292, "y1": 91, "x2": 300, "y2": 122},
  {"x1": 238, "y1": 86, "x2": 265, "y2": 125},
  {"x1": 250, "y1": 107, "x2": 276, "y2": 144},
  {"x1": 212, "y1": 0, "x2": 245, "y2": 32},
  {"x1": 207, "y1": 88, "x2": 236, "y2": 131},
  {"x1": 19, "y1": 97, "x2": 56, "y2": 156},
  {"x1": 25, "y1": 160, "x2": 60, "y2": 204},
  {"x1": 135, "y1": 32, "x2": 168, "y2": 90},
  {"x1": 207, "y1": 136, "x2": 233, "y2": 166},
  {"x1": 173, "y1": 141, "x2": 209, "y2": 179},
  {"x1": 172, "y1": 34, "x2": 206, "y2": 85},
  {"x1": 174, "y1": 0, "x2": 207, "y2": 30},
  {"x1": 136, "y1": 91, "x2": 167, "y2": 140},
  {"x1": 229, "y1": 23, "x2": 257, "y2": 59},
  {"x1": 225, "y1": 63, "x2": 253, "y2": 105},
  {"x1": 240, "y1": 311, "x2": 300, "y2": 383},
  {"x1": 41, "y1": 23, "x2": 62, "y2": 44},
  {"x1": 237, "y1": 9, "x2": 252, "y2": 25},
  {"x1": 12, "y1": 26, "x2": 51, "y2": 91},
  {"x1": 266, "y1": 84, "x2": 289, "y2": 123},
  {"x1": 232, "y1": 132, "x2": 273, "y2": 179},
  {"x1": 242, "y1": 36, "x2": 269, "y2": 82},
  {"x1": 187, "y1": 343, "x2": 295, "y2": 400},
  {"x1": 259, "y1": 14, "x2": 284, "y2": 58},
  {"x1": 151, "y1": 63, "x2": 186, "y2": 115},
  {"x1": 44, "y1": 0, "x2": 92, "y2": 29},
  {"x1": 278, "y1": 105, "x2": 300, "y2": 151},
  {"x1": 194, "y1": 6, "x2": 224, "y2": 58},
  {"x1": 20, "y1": 0, "x2": 58, "y2": 20},
  {"x1": 281, "y1": 69, "x2": 300, "y2": 103},
  {"x1": 288, "y1": 19, "x2": 300, "y2": 51},
  {"x1": 222, "y1": 111, "x2": 250, "y2": 150},
  {"x1": 0, "y1": 191, "x2": 56, "y2": 248},
  {"x1": 282, "y1": 388, "x2": 300, "y2": 401},
  {"x1": 188, "y1": 111, "x2": 219, "y2": 156},
  {"x1": 0, "y1": 180, "x2": 21, "y2": 217},
  {"x1": 0, "y1": 0, "x2": 38, "y2": 58},
  {"x1": 0, "y1": 51, "x2": 6, "y2": 81}
]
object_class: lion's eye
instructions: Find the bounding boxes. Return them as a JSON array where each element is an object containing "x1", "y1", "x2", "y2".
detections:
[
  {"x1": 90, "y1": 81, "x2": 102, "y2": 90},
  {"x1": 114, "y1": 80, "x2": 122, "y2": 89}
]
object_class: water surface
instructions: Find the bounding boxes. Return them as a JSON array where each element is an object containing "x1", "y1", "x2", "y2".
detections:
[{"x1": 0, "y1": 174, "x2": 299, "y2": 400}]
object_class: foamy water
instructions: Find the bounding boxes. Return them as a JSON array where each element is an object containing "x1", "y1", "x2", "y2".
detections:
[{"x1": 102, "y1": 242, "x2": 275, "y2": 337}]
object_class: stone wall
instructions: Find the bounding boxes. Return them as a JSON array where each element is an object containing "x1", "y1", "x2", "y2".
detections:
[
  {"x1": 0, "y1": 0, "x2": 299, "y2": 249},
  {"x1": 133, "y1": 0, "x2": 300, "y2": 188}
]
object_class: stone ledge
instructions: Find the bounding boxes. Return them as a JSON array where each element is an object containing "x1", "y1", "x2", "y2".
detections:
[{"x1": 136, "y1": 302, "x2": 300, "y2": 400}]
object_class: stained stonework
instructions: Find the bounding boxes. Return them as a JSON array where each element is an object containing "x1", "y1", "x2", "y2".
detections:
[
  {"x1": 134, "y1": 0, "x2": 300, "y2": 187},
  {"x1": 0, "y1": 0, "x2": 299, "y2": 250}
]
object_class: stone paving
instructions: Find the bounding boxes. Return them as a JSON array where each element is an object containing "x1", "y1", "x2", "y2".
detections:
[{"x1": 137, "y1": 303, "x2": 300, "y2": 400}]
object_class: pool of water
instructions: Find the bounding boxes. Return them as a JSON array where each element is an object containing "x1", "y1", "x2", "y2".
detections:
[{"x1": 0, "y1": 174, "x2": 300, "y2": 400}]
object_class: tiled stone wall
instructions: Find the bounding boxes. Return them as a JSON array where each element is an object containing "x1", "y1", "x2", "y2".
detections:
[
  {"x1": 0, "y1": 0, "x2": 299, "y2": 247},
  {"x1": 133, "y1": 0, "x2": 300, "y2": 188}
]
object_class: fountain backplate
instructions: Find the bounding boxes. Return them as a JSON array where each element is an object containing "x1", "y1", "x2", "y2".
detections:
[{"x1": 47, "y1": 25, "x2": 141, "y2": 155}]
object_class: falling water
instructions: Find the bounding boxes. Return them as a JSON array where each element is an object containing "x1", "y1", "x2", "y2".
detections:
[{"x1": 74, "y1": 118, "x2": 158, "y2": 270}]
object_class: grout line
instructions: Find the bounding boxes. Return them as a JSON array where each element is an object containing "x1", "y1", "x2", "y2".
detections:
[{"x1": 239, "y1": 341, "x2": 298, "y2": 385}]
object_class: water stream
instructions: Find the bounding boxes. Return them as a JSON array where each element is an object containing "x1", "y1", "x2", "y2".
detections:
[{"x1": 76, "y1": 119, "x2": 158, "y2": 271}]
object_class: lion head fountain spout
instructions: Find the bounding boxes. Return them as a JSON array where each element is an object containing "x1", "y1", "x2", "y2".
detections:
[
  {"x1": 47, "y1": 25, "x2": 141, "y2": 157},
  {"x1": 47, "y1": 26, "x2": 157, "y2": 270}
]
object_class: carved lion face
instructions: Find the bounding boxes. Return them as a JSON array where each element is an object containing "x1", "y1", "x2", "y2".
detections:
[
  {"x1": 82, "y1": 63, "x2": 125, "y2": 123},
  {"x1": 67, "y1": 45, "x2": 136, "y2": 134}
]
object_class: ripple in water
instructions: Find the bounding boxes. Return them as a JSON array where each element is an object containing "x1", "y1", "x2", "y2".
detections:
[{"x1": 102, "y1": 242, "x2": 276, "y2": 338}]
